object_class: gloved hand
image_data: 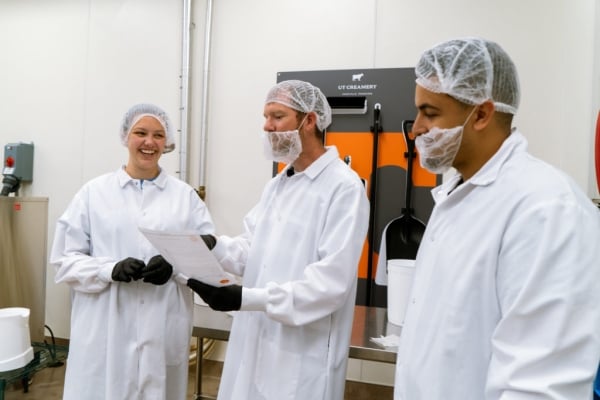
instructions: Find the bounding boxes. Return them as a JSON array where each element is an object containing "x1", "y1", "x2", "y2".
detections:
[
  {"x1": 141, "y1": 255, "x2": 173, "y2": 285},
  {"x1": 201, "y1": 234, "x2": 217, "y2": 250},
  {"x1": 112, "y1": 257, "x2": 145, "y2": 282},
  {"x1": 187, "y1": 279, "x2": 242, "y2": 311}
]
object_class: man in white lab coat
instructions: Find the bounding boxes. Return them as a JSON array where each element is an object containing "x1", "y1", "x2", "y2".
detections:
[
  {"x1": 51, "y1": 104, "x2": 215, "y2": 400},
  {"x1": 393, "y1": 37, "x2": 600, "y2": 399},
  {"x1": 188, "y1": 80, "x2": 370, "y2": 400}
]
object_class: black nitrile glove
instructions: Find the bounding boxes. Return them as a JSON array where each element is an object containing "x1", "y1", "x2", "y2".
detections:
[
  {"x1": 201, "y1": 234, "x2": 217, "y2": 250},
  {"x1": 187, "y1": 279, "x2": 242, "y2": 311},
  {"x1": 112, "y1": 257, "x2": 145, "y2": 282},
  {"x1": 141, "y1": 255, "x2": 173, "y2": 285}
]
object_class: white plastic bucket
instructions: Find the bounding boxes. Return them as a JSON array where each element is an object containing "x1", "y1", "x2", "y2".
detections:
[
  {"x1": 387, "y1": 259, "x2": 415, "y2": 326},
  {"x1": 0, "y1": 307, "x2": 34, "y2": 371}
]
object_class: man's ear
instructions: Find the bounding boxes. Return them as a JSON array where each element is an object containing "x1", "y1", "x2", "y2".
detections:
[
  {"x1": 472, "y1": 100, "x2": 495, "y2": 131},
  {"x1": 305, "y1": 111, "x2": 318, "y2": 128}
]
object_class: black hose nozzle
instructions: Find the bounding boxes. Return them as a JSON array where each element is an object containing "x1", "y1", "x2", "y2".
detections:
[{"x1": 1, "y1": 174, "x2": 21, "y2": 196}]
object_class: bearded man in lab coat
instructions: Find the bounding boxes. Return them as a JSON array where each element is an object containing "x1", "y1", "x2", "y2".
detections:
[
  {"x1": 51, "y1": 103, "x2": 215, "y2": 400},
  {"x1": 187, "y1": 80, "x2": 370, "y2": 400},
  {"x1": 393, "y1": 37, "x2": 600, "y2": 399}
]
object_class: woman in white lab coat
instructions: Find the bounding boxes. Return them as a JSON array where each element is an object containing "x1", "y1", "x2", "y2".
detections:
[
  {"x1": 50, "y1": 104, "x2": 215, "y2": 400},
  {"x1": 188, "y1": 80, "x2": 370, "y2": 400},
  {"x1": 394, "y1": 37, "x2": 600, "y2": 399}
]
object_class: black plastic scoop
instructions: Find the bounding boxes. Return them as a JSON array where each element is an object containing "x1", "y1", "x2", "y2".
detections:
[{"x1": 385, "y1": 120, "x2": 426, "y2": 260}]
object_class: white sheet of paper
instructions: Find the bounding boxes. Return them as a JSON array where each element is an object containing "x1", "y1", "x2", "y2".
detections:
[{"x1": 139, "y1": 227, "x2": 233, "y2": 287}]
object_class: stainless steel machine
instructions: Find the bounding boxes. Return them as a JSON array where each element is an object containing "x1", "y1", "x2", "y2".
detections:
[
  {"x1": 1, "y1": 142, "x2": 47, "y2": 342},
  {"x1": 0, "y1": 197, "x2": 48, "y2": 343}
]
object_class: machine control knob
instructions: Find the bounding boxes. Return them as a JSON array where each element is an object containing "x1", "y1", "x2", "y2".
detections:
[{"x1": 5, "y1": 156, "x2": 14, "y2": 168}]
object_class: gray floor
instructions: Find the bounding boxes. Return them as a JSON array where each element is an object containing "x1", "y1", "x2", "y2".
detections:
[{"x1": 2, "y1": 351, "x2": 393, "y2": 399}]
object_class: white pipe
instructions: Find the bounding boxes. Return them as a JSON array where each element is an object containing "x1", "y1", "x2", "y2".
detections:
[
  {"x1": 179, "y1": 0, "x2": 192, "y2": 182},
  {"x1": 198, "y1": 0, "x2": 213, "y2": 189}
]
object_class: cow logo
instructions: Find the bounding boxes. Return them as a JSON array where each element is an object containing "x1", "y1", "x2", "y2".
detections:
[{"x1": 337, "y1": 72, "x2": 377, "y2": 92}]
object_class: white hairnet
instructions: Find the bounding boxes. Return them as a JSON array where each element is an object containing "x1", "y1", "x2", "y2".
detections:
[
  {"x1": 265, "y1": 80, "x2": 332, "y2": 131},
  {"x1": 120, "y1": 103, "x2": 175, "y2": 153},
  {"x1": 415, "y1": 37, "x2": 520, "y2": 115}
]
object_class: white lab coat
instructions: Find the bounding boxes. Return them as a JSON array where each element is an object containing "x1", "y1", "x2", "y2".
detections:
[
  {"x1": 211, "y1": 147, "x2": 369, "y2": 400},
  {"x1": 394, "y1": 130, "x2": 600, "y2": 399},
  {"x1": 50, "y1": 167, "x2": 215, "y2": 400}
]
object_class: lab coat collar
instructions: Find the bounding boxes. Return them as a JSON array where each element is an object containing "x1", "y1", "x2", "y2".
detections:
[
  {"x1": 433, "y1": 129, "x2": 527, "y2": 201},
  {"x1": 468, "y1": 128, "x2": 527, "y2": 186},
  {"x1": 286, "y1": 146, "x2": 339, "y2": 180},
  {"x1": 116, "y1": 166, "x2": 168, "y2": 189},
  {"x1": 301, "y1": 146, "x2": 340, "y2": 180}
]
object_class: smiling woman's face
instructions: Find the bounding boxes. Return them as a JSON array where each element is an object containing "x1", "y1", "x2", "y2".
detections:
[{"x1": 125, "y1": 116, "x2": 166, "y2": 179}]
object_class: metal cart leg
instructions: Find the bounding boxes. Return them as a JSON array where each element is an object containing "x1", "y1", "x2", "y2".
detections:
[
  {"x1": 21, "y1": 375, "x2": 29, "y2": 393},
  {"x1": 194, "y1": 336, "x2": 202, "y2": 399},
  {"x1": 194, "y1": 336, "x2": 218, "y2": 400}
]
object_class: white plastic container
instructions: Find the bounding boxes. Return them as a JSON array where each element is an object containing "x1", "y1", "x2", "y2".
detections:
[
  {"x1": 0, "y1": 307, "x2": 34, "y2": 372},
  {"x1": 387, "y1": 259, "x2": 415, "y2": 326}
]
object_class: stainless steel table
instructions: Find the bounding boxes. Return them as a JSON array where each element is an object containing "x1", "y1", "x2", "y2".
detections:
[
  {"x1": 349, "y1": 305, "x2": 401, "y2": 363},
  {"x1": 192, "y1": 304, "x2": 399, "y2": 400}
]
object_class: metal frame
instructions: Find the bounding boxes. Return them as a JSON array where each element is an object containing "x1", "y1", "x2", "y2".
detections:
[{"x1": 191, "y1": 304, "x2": 399, "y2": 399}]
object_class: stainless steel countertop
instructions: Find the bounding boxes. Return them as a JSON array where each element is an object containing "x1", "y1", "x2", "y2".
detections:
[
  {"x1": 349, "y1": 305, "x2": 401, "y2": 363},
  {"x1": 192, "y1": 303, "x2": 399, "y2": 364}
]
